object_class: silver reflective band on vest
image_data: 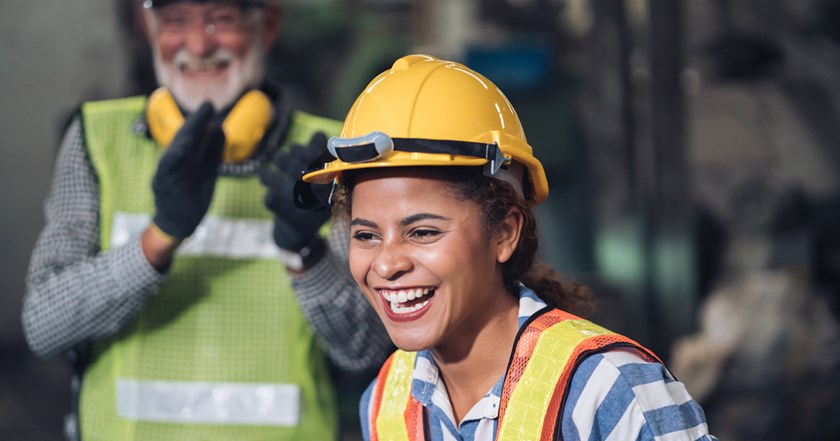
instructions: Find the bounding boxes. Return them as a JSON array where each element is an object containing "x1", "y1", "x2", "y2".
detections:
[
  {"x1": 116, "y1": 379, "x2": 300, "y2": 426},
  {"x1": 111, "y1": 212, "x2": 295, "y2": 260}
]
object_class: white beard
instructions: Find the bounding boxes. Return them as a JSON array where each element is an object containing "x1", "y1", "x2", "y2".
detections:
[{"x1": 152, "y1": 37, "x2": 264, "y2": 112}]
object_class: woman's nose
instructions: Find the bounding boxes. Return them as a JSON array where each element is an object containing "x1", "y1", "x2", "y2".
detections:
[{"x1": 372, "y1": 242, "x2": 413, "y2": 280}]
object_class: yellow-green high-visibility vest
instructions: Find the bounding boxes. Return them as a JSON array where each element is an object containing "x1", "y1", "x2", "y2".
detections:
[
  {"x1": 368, "y1": 308, "x2": 660, "y2": 441},
  {"x1": 79, "y1": 95, "x2": 342, "y2": 441}
]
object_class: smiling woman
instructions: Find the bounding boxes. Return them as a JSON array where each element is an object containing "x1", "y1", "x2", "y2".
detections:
[
  {"x1": 297, "y1": 54, "x2": 718, "y2": 441},
  {"x1": 347, "y1": 167, "x2": 522, "y2": 358}
]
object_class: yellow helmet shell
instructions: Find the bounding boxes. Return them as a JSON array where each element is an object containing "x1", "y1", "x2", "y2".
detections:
[{"x1": 304, "y1": 54, "x2": 548, "y2": 204}]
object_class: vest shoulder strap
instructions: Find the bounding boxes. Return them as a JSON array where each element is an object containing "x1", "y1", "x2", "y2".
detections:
[
  {"x1": 80, "y1": 96, "x2": 152, "y2": 249},
  {"x1": 282, "y1": 110, "x2": 344, "y2": 149},
  {"x1": 369, "y1": 350, "x2": 424, "y2": 441},
  {"x1": 497, "y1": 308, "x2": 660, "y2": 441}
]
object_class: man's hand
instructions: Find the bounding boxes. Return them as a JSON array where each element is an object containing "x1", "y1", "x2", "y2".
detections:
[
  {"x1": 151, "y1": 102, "x2": 225, "y2": 240},
  {"x1": 260, "y1": 132, "x2": 332, "y2": 267}
]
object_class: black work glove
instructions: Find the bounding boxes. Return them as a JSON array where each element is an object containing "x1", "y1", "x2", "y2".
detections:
[
  {"x1": 260, "y1": 132, "x2": 332, "y2": 256},
  {"x1": 151, "y1": 102, "x2": 225, "y2": 240}
]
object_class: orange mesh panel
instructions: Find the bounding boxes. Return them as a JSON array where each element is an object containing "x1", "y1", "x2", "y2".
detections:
[
  {"x1": 370, "y1": 353, "x2": 396, "y2": 441},
  {"x1": 405, "y1": 397, "x2": 425, "y2": 441}
]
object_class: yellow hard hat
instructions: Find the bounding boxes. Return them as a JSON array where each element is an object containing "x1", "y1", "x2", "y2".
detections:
[{"x1": 301, "y1": 54, "x2": 549, "y2": 205}]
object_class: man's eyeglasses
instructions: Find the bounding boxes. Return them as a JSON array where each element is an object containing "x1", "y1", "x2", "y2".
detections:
[{"x1": 147, "y1": 2, "x2": 261, "y2": 35}]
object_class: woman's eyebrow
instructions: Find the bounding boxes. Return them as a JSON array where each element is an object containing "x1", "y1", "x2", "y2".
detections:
[
  {"x1": 351, "y1": 213, "x2": 451, "y2": 228},
  {"x1": 400, "y1": 213, "x2": 450, "y2": 227},
  {"x1": 350, "y1": 218, "x2": 378, "y2": 228}
]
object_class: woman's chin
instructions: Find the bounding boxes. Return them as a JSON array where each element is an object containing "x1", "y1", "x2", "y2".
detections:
[{"x1": 386, "y1": 328, "x2": 435, "y2": 353}]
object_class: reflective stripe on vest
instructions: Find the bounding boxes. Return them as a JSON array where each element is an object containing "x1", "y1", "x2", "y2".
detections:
[
  {"x1": 370, "y1": 351, "x2": 425, "y2": 441},
  {"x1": 116, "y1": 379, "x2": 300, "y2": 425},
  {"x1": 369, "y1": 308, "x2": 660, "y2": 441},
  {"x1": 111, "y1": 211, "x2": 304, "y2": 263}
]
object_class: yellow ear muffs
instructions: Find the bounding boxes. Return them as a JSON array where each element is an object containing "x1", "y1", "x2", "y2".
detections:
[
  {"x1": 221, "y1": 89, "x2": 273, "y2": 163},
  {"x1": 146, "y1": 87, "x2": 185, "y2": 149},
  {"x1": 146, "y1": 87, "x2": 274, "y2": 163}
]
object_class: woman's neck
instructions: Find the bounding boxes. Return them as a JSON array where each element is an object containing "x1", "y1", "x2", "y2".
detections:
[{"x1": 432, "y1": 290, "x2": 520, "y2": 424}]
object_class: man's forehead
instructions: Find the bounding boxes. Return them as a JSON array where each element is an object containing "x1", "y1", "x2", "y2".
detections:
[{"x1": 144, "y1": 0, "x2": 268, "y2": 8}]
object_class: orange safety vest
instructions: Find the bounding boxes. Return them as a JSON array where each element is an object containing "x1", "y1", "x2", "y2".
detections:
[{"x1": 368, "y1": 307, "x2": 661, "y2": 441}]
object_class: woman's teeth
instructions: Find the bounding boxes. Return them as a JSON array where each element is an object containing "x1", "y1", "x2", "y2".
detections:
[
  {"x1": 383, "y1": 288, "x2": 429, "y2": 302},
  {"x1": 381, "y1": 288, "x2": 433, "y2": 314},
  {"x1": 390, "y1": 300, "x2": 429, "y2": 314}
]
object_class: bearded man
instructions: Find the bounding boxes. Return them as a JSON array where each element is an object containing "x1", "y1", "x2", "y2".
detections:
[{"x1": 21, "y1": 1, "x2": 391, "y2": 440}]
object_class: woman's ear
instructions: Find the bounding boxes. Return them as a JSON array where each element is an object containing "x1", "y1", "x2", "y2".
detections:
[{"x1": 495, "y1": 207, "x2": 524, "y2": 264}]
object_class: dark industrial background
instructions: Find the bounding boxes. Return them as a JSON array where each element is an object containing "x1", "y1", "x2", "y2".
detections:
[{"x1": 2, "y1": 0, "x2": 839, "y2": 440}]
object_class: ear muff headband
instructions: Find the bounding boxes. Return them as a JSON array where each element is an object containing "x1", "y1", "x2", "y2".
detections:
[{"x1": 146, "y1": 87, "x2": 273, "y2": 163}]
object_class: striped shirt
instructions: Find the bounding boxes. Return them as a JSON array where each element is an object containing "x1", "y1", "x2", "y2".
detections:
[{"x1": 360, "y1": 284, "x2": 717, "y2": 441}]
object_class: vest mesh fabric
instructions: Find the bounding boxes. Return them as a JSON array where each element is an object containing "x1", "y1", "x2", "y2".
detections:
[
  {"x1": 405, "y1": 397, "x2": 425, "y2": 441},
  {"x1": 497, "y1": 309, "x2": 660, "y2": 440},
  {"x1": 370, "y1": 308, "x2": 658, "y2": 441},
  {"x1": 78, "y1": 96, "x2": 339, "y2": 441},
  {"x1": 371, "y1": 351, "x2": 425, "y2": 441}
]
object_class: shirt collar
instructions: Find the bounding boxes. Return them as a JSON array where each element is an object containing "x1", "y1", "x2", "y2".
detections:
[{"x1": 409, "y1": 283, "x2": 548, "y2": 423}]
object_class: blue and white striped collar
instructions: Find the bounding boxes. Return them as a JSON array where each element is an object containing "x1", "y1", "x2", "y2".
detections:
[{"x1": 409, "y1": 283, "x2": 548, "y2": 427}]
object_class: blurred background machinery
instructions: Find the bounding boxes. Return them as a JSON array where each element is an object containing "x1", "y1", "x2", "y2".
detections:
[{"x1": 2, "y1": 0, "x2": 839, "y2": 439}]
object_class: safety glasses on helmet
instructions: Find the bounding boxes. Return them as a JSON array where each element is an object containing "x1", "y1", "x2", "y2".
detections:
[{"x1": 292, "y1": 131, "x2": 514, "y2": 211}]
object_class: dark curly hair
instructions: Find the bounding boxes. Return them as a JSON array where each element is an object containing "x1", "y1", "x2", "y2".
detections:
[{"x1": 335, "y1": 167, "x2": 594, "y2": 317}]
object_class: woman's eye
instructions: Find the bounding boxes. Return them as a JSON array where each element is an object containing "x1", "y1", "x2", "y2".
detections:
[
  {"x1": 352, "y1": 231, "x2": 378, "y2": 242},
  {"x1": 410, "y1": 229, "x2": 442, "y2": 242}
]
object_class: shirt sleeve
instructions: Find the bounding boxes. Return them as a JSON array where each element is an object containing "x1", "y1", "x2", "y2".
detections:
[
  {"x1": 290, "y1": 217, "x2": 395, "y2": 373},
  {"x1": 21, "y1": 118, "x2": 166, "y2": 360},
  {"x1": 561, "y1": 350, "x2": 718, "y2": 441}
]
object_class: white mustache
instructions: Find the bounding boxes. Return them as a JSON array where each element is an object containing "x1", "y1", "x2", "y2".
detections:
[
  {"x1": 153, "y1": 39, "x2": 263, "y2": 112},
  {"x1": 173, "y1": 48, "x2": 236, "y2": 71}
]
